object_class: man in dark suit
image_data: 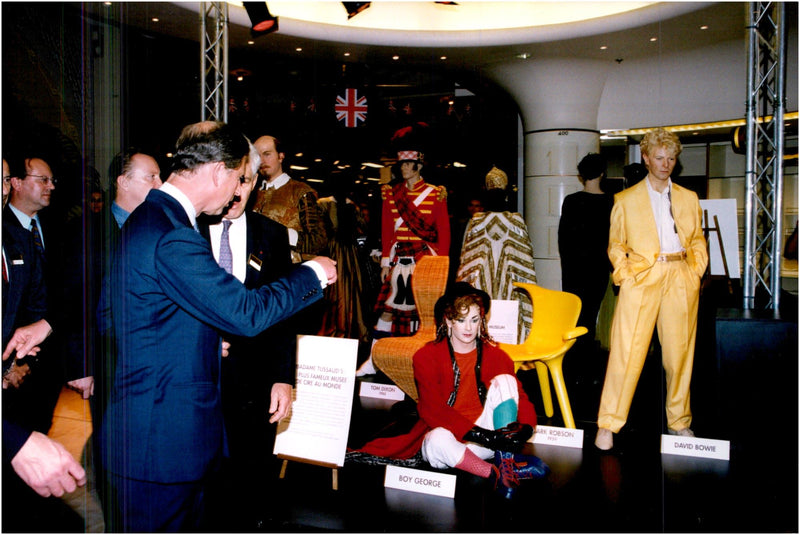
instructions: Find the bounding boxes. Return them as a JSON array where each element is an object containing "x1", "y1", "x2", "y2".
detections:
[
  {"x1": 98, "y1": 123, "x2": 337, "y2": 532},
  {"x1": 3, "y1": 157, "x2": 87, "y2": 532},
  {"x1": 199, "y1": 142, "x2": 297, "y2": 530},
  {"x1": 4, "y1": 156, "x2": 63, "y2": 434}
]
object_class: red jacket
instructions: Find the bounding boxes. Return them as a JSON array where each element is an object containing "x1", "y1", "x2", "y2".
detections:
[{"x1": 357, "y1": 340, "x2": 537, "y2": 459}]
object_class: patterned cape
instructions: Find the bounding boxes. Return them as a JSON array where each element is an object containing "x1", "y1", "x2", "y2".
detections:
[{"x1": 456, "y1": 211, "x2": 536, "y2": 342}]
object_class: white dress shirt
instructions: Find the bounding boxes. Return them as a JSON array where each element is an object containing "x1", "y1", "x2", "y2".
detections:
[
  {"x1": 646, "y1": 178, "x2": 683, "y2": 254},
  {"x1": 209, "y1": 214, "x2": 248, "y2": 283}
]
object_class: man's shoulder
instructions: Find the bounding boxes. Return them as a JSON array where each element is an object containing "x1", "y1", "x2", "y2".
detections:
[
  {"x1": 287, "y1": 178, "x2": 318, "y2": 195},
  {"x1": 430, "y1": 183, "x2": 447, "y2": 202}
]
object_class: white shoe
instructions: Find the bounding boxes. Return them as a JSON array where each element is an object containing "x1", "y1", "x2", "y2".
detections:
[
  {"x1": 595, "y1": 428, "x2": 613, "y2": 450},
  {"x1": 356, "y1": 358, "x2": 377, "y2": 377},
  {"x1": 668, "y1": 427, "x2": 695, "y2": 437}
]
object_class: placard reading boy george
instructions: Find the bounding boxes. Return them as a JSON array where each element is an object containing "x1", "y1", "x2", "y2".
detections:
[{"x1": 273, "y1": 335, "x2": 358, "y2": 466}]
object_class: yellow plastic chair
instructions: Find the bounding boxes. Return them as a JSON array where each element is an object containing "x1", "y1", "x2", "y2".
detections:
[
  {"x1": 372, "y1": 256, "x2": 449, "y2": 401},
  {"x1": 499, "y1": 282, "x2": 588, "y2": 429}
]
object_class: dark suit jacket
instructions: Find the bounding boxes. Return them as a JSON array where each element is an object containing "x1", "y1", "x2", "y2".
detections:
[
  {"x1": 2, "y1": 220, "x2": 48, "y2": 460},
  {"x1": 199, "y1": 211, "x2": 295, "y2": 409},
  {"x1": 99, "y1": 189, "x2": 323, "y2": 484},
  {"x1": 2, "y1": 204, "x2": 62, "y2": 433}
]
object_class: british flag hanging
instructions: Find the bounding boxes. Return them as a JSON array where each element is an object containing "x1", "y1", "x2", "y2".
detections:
[{"x1": 335, "y1": 88, "x2": 368, "y2": 128}]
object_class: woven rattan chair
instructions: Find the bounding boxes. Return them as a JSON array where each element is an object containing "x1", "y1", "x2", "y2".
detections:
[{"x1": 372, "y1": 255, "x2": 449, "y2": 401}]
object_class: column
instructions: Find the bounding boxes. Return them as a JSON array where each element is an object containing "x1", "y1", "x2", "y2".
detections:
[{"x1": 486, "y1": 58, "x2": 611, "y2": 290}]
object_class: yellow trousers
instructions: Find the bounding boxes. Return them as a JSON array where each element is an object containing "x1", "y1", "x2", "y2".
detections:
[{"x1": 597, "y1": 260, "x2": 700, "y2": 433}]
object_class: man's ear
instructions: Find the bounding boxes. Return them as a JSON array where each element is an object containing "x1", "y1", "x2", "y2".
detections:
[
  {"x1": 210, "y1": 161, "x2": 226, "y2": 188},
  {"x1": 9, "y1": 176, "x2": 23, "y2": 192},
  {"x1": 116, "y1": 174, "x2": 127, "y2": 192}
]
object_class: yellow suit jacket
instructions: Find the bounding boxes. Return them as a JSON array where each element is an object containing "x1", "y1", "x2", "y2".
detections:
[{"x1": 608, "y1": 179, "x2": 708, "y2": 285}]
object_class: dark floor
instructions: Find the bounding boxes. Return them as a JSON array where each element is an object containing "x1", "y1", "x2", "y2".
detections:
[
  {"x1": 241, "y1": 303, "x2": 798, "y2": 533},
  {"x1": 29, "y1": 297, "x2": 799, "y2": 533}
]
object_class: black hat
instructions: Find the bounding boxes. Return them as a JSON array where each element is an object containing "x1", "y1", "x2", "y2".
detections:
[{"x1": 434, "y1": 282, "x2": 491, "y2": 326}]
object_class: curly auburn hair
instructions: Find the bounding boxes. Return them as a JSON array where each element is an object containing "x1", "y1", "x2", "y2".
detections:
[{"x1": 435, "y1": 294, "x2": 493, "y2": 344}]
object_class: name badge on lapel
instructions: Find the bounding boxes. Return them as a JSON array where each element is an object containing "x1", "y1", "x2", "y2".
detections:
[{"x1": 248, "y1": 254, "x2": 262, "y2": 272}]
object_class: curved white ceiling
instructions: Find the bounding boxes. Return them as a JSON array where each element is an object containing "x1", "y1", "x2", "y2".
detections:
[{"x1": 223, "y1": 1, "x2": 715, "y2": 47}]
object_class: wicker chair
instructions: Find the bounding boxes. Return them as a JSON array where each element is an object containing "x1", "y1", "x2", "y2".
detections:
[{"x1": 372, "y1": 255, "x2": 449, "y2": 401}]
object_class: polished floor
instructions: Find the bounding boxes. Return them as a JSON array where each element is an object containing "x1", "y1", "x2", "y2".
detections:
[{"x1": 42, "y1": 303, "x2": 798, "y2": 533}]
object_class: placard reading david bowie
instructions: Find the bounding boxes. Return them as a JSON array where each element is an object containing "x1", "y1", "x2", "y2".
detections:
[{"x1": 273, "y1": 335, "x2": 358, "y2": 467}]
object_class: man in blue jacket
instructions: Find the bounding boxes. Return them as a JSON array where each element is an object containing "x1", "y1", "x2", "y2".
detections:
[{"x1": 98, "y1": 123, "x2": 337, "y2": 532}]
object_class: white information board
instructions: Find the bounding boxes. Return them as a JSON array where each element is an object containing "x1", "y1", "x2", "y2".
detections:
[
  {"x1": 487, "y1": 299, "x2": 519, "y2": 345},
  {"x1": 273, "y1": 335, "x2": 358, "y2": 467}
]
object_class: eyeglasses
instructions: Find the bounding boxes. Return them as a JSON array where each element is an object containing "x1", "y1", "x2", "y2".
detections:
[{"x1": 26, "y1": 174, "x2": 57, "y2": 186}]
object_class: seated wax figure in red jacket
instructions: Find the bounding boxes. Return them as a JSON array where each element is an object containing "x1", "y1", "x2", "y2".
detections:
[{"x1": 355, "y1": 283, "x2": 548, "y2": 499}]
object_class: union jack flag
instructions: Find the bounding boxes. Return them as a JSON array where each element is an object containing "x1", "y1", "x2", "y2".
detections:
[{"x1": 335, "y1": 88, "x2": 368, "y2": 128}]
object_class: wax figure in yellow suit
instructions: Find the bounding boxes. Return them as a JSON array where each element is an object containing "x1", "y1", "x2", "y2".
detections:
[{"x1": 595, "y1": 128, "x2": 708, "y2": 451}]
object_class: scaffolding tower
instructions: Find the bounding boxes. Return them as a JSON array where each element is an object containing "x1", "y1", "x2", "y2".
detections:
[
  {"x1": 200, "y1": 2, "x2": 228, "y2": 123},
  {"x1": 743, "y1": 2, "x2": 788, "y2": 311}
]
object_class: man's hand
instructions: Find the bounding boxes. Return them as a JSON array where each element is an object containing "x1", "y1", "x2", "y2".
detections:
[
  {"x1": 11, "y1": 432, "x2": 87, "y2": 498},
  {"x1": 2, "y1": 319, "x2": 52, "y2": 361},
  {"x1": 268, "y1": 382, "x2": 293, "y2": 424},
  {"x1": 381, "y1": 266, "x2": 391, "y2": 283},
  {"x1": 3, "y1": 360, "x2": 31, "y2": 389},
  {"x1": 310, "y1": 256, "x2": 338, "y2": 285},
  {"x1": 67, "y1": 376, "x2": 94, "y2": 399}
]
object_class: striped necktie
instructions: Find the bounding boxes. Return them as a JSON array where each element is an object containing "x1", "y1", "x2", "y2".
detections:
[{"x1": 30, "y1": 218, "x2": 44, "y2": 256}]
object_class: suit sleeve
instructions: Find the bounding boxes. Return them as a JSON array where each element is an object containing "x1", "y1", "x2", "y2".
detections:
[
  {"x1": 684, "y1": 192, "x2": 709, "y2": 278},
  {"x1": 607, "y1": 195, "x2": 632, "y2": 285},
  {"x1": 2, "y1": 417, "x2": 31, "y2": 464},
  {"x1": 155, "y1": 227, "x2": 324, "y2": 338}
]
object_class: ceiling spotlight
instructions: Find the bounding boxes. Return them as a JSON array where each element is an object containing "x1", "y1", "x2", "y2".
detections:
[
  {"x1": 342, "y1": 2, "x2": 371, "y2": 20},
  {"x1": 243, "y1": 2, "x2": 278, "y2": 37}
]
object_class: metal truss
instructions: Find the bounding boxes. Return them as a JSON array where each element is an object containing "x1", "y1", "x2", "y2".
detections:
[
  {"x1": 200, "y1": 2, "x2": 229, "y2": 123},
  {"x1": 743, "y1": 2, "x2": 787, "y2": 311}
]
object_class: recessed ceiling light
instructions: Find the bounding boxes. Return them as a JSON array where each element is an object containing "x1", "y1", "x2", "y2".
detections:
[
  {"x1": 600, "y1": 46, "x2": 608, "y2": 50},
  {"x1": 151, "y1": 17, "x2": 159, "y2": 22},
  {"x1": 296, "y1": 47, "x2": 302, "y2": 52},
  {"x1": 440, "y1": 56, "x2": 447, "y2": 60},
  {"x1": 247, "y1": 40, "x2": 254, "y2": 45},
  {"x1": 237, "y1": 76, "x2": 243, "y2": 82},
  {"x1": 392, "y1": 55, "x2": 400, "y2": 60},
  {"x1": 515, "y1": 52, "x2": 531, "y2": 59},
  {"x1": 344, "y1": 52, "x2": 351, "y2": 57},
  {"x1": 104, "y1": 1, "x2": 112, "y2": 5},
  {"x1": 650, "y1": 37, "x2": 657, "y2": 42},
  {"x1": 700, "y1": 25, "x2": 709, "y2": 30}
]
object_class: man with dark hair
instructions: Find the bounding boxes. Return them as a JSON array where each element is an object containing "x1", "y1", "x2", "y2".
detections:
[{"x1": 98, "y1": 122, "x2": 337, "y2": 532}]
